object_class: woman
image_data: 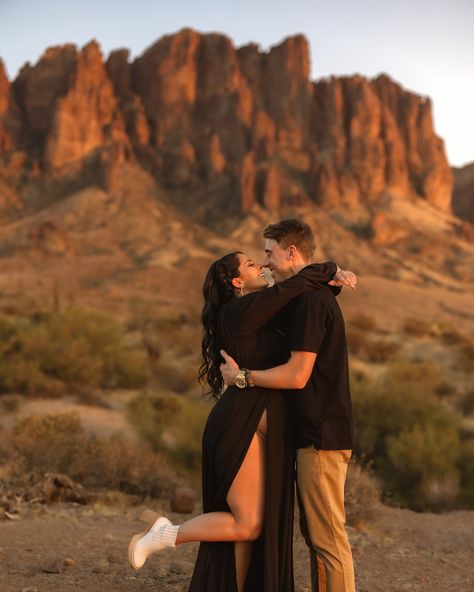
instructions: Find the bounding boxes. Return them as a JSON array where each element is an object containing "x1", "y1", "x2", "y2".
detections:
[{"x1": 128, "y1": 252, "x2": 342, "y2": 591}]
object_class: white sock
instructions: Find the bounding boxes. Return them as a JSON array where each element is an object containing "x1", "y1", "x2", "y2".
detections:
[{"x1": 152, "y1": 524, "x2": 180, "y2": 548}]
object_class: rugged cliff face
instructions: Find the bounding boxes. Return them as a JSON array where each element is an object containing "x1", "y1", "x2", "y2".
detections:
[
  {"x1": 452, "y1": 163, "x2": 474, "y2": 223},
  {"x1": 0, "y1": 29, "x2": 454, "y2": 221}
]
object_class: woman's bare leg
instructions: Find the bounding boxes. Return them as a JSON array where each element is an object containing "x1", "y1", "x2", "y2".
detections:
[
  {"x1": 230, "y1": 426, "x2": 266, "y2": 591},
  {"x1": 176, "y1": 411, "x2": 267, "y2": 591},
  {"x1": 176, "y1": 411, "x2": 267, "y2": 545}
]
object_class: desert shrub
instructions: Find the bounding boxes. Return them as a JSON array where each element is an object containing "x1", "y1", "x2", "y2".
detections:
[
  {"x1": 430, "y1": 321, "x2": 466, "y2": 345},
  {"x1": 128, "y1": 391, "x2": 182, "y2": 451},
  {"x1": 351, "y1": 313, "x2": 377, "y2": 332},
  {"x1": 152, "y1": 316, "x2": 201, "y2": 358},
  {"x1": 345, "y1": 460, "x2": 380, "y2": 527},
  {"x1": 457, "y1": 389, "x2": 474, "y2": 415},
  {"x1": 346, "y1": 326, "x2": 369, "y2": 355},
  {"x1": 384, "y1": 358, "x2": 445, "y2": 396},
  {"x1": 10, "y1": 413, "x2": 172, "y2": 497},
  {"x1": 457, "y1": 339, "x2": 474, "y2": 373},
  {"x1": 364, "y1": 339, "x2": 400, "y2": 363},
  {"x1": 0, "y1": 358, "x2": 66, "y2": 397},
  {"x1": 0, "y1": 308, "x2": 147, "y2": 395},
  {"x1": 84, "y1": 436, "x2": 172, "y2": 497},
  {"x1": 168, "y1": 396, "x2": 210, "y2": 472},
  {"x1": 11, "y1": 413, "x2": 86, "y2": 474},
  {"x1": 352, "y1": 361, "x2": 462, "y2": 510},
  {"x1": 386, "y1": 424, "x2": 460, "y2": 510},
  {"x1": 129, "y1": 390, "x2": 210, "y2": 474},
  {"x1": 459, "y1": 438, "x2": 474, "y2": 508},
  {"x1": 434, "y1": 382, "x2": 457, "y2": 398},
  {"x1": 0, "y1": 394, "x2": 22, "y2": 412},
  {"x1": 156, "y1": 360, "x2": 199, "y2": 394},
  {"x1": 402, "y1": 317, "x2": 431, "y2": 337}
]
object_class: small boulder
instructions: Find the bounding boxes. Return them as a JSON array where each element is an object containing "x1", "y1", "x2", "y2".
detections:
[
  {"x1": 92, "y1": 563, "x2": 110, "y2": 575},
  {"x1": 170, "y1": 487, "x2": 197, "y2": 514},
  {"x1": 63, "y1": 557, "x2": 76, "y2": 567},
  {"x1": 42, "y1": 557, "x2": 63, "y2": 573},
  {"x1": 35, "y1": 473, "x2": 86, "y2": 504}
]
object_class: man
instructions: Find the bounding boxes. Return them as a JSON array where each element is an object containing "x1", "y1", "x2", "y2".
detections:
[{"x1": 221, "y1": 218, "x2": 356, "y2": 592}]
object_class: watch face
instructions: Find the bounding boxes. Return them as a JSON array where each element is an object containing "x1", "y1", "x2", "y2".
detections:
[{"x1": 236, "y1": 378, "x2": 246, "y2": 388}]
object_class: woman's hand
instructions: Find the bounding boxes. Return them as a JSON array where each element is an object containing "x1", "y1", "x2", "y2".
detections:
[
  {"x1": 220, "y1": 350, "x2": 240, "y2": 385},
  {"x1": 329, "y1": 268, "x2": 357, "y2": 290}
]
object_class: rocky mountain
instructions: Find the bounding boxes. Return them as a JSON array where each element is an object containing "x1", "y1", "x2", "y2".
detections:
[
  {"x1": 453, "y1": 162, "x2": 474, "y2": 223},
  {"x1": 0, "y1": 29, "x2": 472, "y2": 318},
  {"x1": 0, "y1": 30, "x2": 454, "y2": 216}
]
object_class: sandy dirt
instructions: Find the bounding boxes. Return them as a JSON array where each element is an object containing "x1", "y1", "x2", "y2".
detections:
[{"x1": 0, "y1": 501, "x2": 472, "y2": 592}]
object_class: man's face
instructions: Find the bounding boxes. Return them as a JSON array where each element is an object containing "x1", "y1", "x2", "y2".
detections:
[{"x1": 262, "y1": 238, "x2": 293, "y2": 282}]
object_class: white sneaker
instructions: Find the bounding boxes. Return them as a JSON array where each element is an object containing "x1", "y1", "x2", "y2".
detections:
[{"x1": 128, "y1": 515, "x2": 174, "y2": 569}]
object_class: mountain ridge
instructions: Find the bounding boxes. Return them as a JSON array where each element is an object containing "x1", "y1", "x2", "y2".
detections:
[{"x1": 0, "y1": 30, "x2": 472, "y2": 318}]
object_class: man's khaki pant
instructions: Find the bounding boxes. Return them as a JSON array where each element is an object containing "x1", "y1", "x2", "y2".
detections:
[{"x1": 296, "y1": 447, "x2": 355, "y2": 592}]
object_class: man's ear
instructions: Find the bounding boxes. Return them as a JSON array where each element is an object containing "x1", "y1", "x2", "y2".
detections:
[{"x1": 287, "y1": 245, "x2": 297, "y2": 260}]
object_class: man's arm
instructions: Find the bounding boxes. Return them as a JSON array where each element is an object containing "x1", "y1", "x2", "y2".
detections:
[
  {"x1": 225, "y1": 262, "x2": 338, "y2": 338},
  {"x1": 220, "y1": 350, "x2": 317, "y2": 390}
]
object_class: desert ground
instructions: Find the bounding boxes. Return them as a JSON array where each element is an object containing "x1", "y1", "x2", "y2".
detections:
[{"x1": 0, "y1": 498, "x2": 473, "y2": 592}]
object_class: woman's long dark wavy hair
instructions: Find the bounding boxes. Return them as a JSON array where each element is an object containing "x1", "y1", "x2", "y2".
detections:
[{"x1": 199, "y1": 251, "x2": 242, "y2": 399}]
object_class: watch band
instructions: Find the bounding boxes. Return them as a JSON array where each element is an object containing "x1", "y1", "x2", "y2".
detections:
[{"x1": 243, "y1": 368, "x2": 254, "y2": 387}]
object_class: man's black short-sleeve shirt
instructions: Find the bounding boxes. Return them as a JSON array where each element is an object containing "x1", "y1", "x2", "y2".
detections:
[{"x1": 285, "y1": 287, "x2": 353, "y2": 450}]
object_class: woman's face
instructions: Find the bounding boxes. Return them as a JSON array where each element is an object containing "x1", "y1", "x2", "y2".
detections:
[{"x1": 233, "y1": 253, "x2": 268, "y2": 294}]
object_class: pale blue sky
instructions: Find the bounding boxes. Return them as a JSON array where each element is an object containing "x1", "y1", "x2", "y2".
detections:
[{"x1": 1, "y1": 0, "x2": 472, "y2": 165}]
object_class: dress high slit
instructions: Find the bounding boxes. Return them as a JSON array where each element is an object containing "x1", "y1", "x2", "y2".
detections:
[{"x1": 188, "y1": 262, "x2": 337, "y2": 592}]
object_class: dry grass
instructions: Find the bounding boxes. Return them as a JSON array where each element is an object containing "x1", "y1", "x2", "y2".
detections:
[
  {"x1": 457, "y1": 389, "x2": 474, "y2": 415},
  {"x1": 364, "y1": 339, "x2": 400, "y2": 363},
  {"x1": 7, "y1": 412, "x2": 175, "y2": 498},
  {"x1": 402, "y1": 317, "x2": 432, "y2": 337},
  {"x1": 346, "y1": 326, "x2": 369, "y2": 355},
  {"x1": 0, "y1": 394, "x2": 22, "y2": 413},
  {"x1": 345, "y1": 460, "x2": 380, "y2": 528},
  {"x1": 351, "y1": 313, "x2": 377, "y2": 332}
]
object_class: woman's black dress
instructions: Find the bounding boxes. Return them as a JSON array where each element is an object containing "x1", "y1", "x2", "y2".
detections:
[{"x1": 188, "y1": 262, "x2": 337, "y2": 592}]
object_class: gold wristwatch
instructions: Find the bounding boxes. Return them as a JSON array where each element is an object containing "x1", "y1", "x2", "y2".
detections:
[{"x1": 235, "y1": 369, "x2": 247, "y2": 389}]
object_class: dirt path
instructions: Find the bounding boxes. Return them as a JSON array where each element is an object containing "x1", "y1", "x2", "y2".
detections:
[{"x1": 0, "y1": 502, "x2": 473, "y2": 592}]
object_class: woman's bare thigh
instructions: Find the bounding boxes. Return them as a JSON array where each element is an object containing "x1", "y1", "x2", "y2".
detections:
[{"x1": 226, "y1": 410, "x2": 267, "y2": 532}]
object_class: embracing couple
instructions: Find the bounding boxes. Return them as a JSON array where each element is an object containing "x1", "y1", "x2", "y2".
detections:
[{"x1": 128, "y1": 218, "x2": 357, "y2": 592}]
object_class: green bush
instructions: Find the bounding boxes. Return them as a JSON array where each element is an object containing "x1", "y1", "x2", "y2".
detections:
[
  {"x1": 0, "y1": 308, "x2": 147, "y2": 395},
  {"x1": 128, "y1": 390, "x2": 210, "y2": 473},
  {"x1": 352, "y1": 359, "x2": 463, "y2": 510},
  {"x1": 168, "y1": 396, "x2": 210, "y2": 472},
  {"x1": 128, "y1": 390, "x2": 182, "y2": 451},
  {"x1": 386, "y1": 424, "x2": 460, "y2": 510}
]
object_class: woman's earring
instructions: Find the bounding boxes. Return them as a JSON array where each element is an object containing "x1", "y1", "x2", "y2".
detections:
[{"x1": 240, "y1": 285, "x2": 244, "y2": 297}]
